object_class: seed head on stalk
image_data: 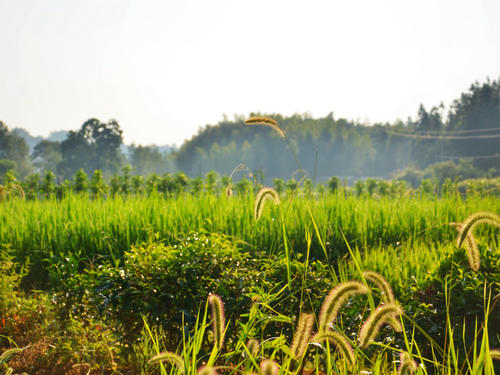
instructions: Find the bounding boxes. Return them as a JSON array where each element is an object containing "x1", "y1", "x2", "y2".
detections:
[
  {"x1": 208, "y1": 294, "x2": 226, "y2": 350},
  {"x1": 245, "y1": 116, "x2": 286, "y2": 138},
  {"x1": 290, "y1": 313, "x2": 314, "y2": 359},
  {"x1": 312, "y1": 331, "x2": 356, "y2": 366},
  {"x1": 358, "y1": 303, "x2": 403, "y2": 348},
  {"x1": 318, "y1": 281, "x2": 369, "y2": 332}
]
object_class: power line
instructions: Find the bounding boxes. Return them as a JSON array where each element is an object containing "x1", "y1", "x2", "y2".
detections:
[
  {"x1": 390, "y1": 126, "x2": 500, "y2": 135},
  {"x1": 441, "y1": 153, "x2": 500, "y2": 160},
  {"x1": 384, "y1": 129, "x2": 500, "y2": 140}
]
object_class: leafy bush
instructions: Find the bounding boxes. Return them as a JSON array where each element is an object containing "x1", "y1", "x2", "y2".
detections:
[{"x1": 401, "y1": 244, "x2": 500, "y2": 353}]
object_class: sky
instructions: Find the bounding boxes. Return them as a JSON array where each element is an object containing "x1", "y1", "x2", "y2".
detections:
[{"x1": 1, "y1": 0, "x2": 500, "y2": 146}]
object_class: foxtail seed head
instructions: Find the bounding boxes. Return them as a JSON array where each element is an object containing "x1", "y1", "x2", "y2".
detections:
[
  {"x1": 11, "y1": 184, "x2": 25, "y2": 200},
  {"x1": 312, "y1": 331, "x2": 355, "y2": 366},
  {"x1": 318, "y1": 281, "x2": 369, "y2": 332},
  {"x1": 254, "y1": 187, "x2": 280, "y2": 221},
  {"x1": 450, "y1": 222, "x2": 481, "y2": 271},
  {"x1": 225, "y1": 184, "x2": 233, "y2": 198},
  {"x1": 259, "y1": 359, "x2": 279, "y2": 375},
  {"x1": 246, "y1": 339, "x2": 260, "y2": 357},
  {"x1": 398, "y1": 352, "x2": 417, "y2": 375},
  {"x1": 149, "y1": 351, "x2": 184, "y2": 373},
  {"x1": 490, "y1": 349, "x2": 500, "y2": 361},
  {"x1": 245, "y1": 117, "x2": 285, "y2": 138},
  {"x1": 198, "y1": 365, "x2": 217, "y2": 375},
  {"x1": 363, "y1": 271, "x2": 395, "y2": 303},
  {"x1": 456, "y1": 212, "x2": 500, "y2": 249},
  {"x1": 358, "y1": 303, "x2": 403, "y2": 348},
  {"x1": 208, "y1": 294, "x2": 226, "y2": 350},
  {"x1": 290, "y1": 313, "x2": 314, "y2": 359}
]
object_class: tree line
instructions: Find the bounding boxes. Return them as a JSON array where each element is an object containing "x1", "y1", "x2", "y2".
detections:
[{"x1": 1, "y1": 78, "x2": 499, "y2": 183}]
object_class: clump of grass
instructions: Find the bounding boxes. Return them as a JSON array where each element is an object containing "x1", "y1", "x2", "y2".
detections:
[
  {"x1": 318, "y1": 281, "x2": 369, "y2": 332},
  {"x1": 245, "y1": 116, "x2": 285, "y2": 138},
  {"x1": 290, "y1": 313, "x2": 314, "y2": 359},
  {"x1": 398, "y1": 351, "x2": 417, "y2": 375},
  {"x1": 358, "y1": 303, "x2": 403, "y2": 348},
  {"x1": 311, "y1": 331, "x2": 355, "y2": 366},
  {"x1": 254, "y1": 187, "x2": 280, "y2": 221},
  {"x1": 208, "y1": 294, "x2": 226, "y2": 351}
]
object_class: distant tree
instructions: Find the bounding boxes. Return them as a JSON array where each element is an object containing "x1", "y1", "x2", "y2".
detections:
[
  {"x1": 129, "y1": 144, "x2": 169, "y2": 175},
  {"x1": 58, "y1": 118, "x2": 123, "y2": 178},
  {"x1": 447, "y1": 79, "x2": 500, "y2": 170},
  {"x1": 32, "y1": 140, "x2": 62, "y2": 173},
  {"x1": 0, "y1": 121, "x2": 32, "y2": 177},
  {"x1": 0, "y1": 159, "x2": 17, "y2": 179}
]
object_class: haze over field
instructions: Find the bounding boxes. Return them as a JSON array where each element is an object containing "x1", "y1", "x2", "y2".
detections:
[{"x1": 1, "y1": 0, "x2": 500, "y2": 146}]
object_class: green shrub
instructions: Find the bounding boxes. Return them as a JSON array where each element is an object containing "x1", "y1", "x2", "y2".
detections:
[{"x1": 401, "y1": 244, "x2": 500, "y2": 354}]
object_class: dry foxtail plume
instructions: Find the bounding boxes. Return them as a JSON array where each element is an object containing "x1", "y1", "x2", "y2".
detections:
[
  {"x1": 254, "y1": 187, "x2": 280, "y2": 221},
  {"x1": 318, "y1": 281, "x2": 369, "y2": 332},
  {"x1": 149, "y1": 351, "x2": 184, "y2": 373},
  {"x1": 290, "y1": 313, "x2": 314, "y2": 359},
  {"x1": 208, "y1": 294, "x2": 226, "y2": 350},
  {"x1": 398, "y1": 352, "x2": 418, "y2": 375},
  {"x1": 454, "y1": 212, "x2": 500, "y2": 271},
  {"x1": 245, "y1": 116, "x2": 286, "y2": 138},
  {"x1": 449, "y1": 222, "x2": 480, "y2": 272},
  {"x1": 362, "y1": 271, "x2": 402, "y2": 331},
  {"x1": 312, "y1": 331, "x2": 356, "y2": 366},
  {"x1": 358, "y1": 303, "x2": 403, "y2": 348},
  {"x1": 260, "y1": 359, "x2": 279, "y2": 375}
]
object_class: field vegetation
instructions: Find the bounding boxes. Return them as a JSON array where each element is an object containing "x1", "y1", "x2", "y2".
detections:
[
  {"x1": 0, "y1": 174, "x2": 499, "y2": 374},
  {"x1": 1, "y1": 115, "x2": 499, "y2": 374}
]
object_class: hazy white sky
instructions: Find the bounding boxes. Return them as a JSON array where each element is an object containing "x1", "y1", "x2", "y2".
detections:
[{"x1": 1, "y1": 0, "x2": 500, "y2": 146}]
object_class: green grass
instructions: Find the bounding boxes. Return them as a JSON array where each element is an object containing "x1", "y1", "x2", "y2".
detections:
[
  {"x1": 1, "y1": 192, "x2": 498, "y2": 275},
  {"x1": 1, "y1": 192, "x2": 499, "y2": 373}
]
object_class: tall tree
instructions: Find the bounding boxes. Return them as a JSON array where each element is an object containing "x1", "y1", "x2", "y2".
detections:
[
  {"x1": 58, "y1": 119, "x2": 123, "y2": 178},
  {"x1": 0, "y1": 121, "x2": 32, "y2": 178},
  {"x1": 32, "y1": 140, "x2": 62, "y2": 172}
]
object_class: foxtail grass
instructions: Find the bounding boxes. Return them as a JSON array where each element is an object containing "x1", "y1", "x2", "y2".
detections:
[
  {"x1": 312, "y1": 331, "x2": 356, "y2": 366},
  {"x1": 149, "y1": 351, "x2": 184, "y2": 373},
  {"x1": 197, "y1": 365, "x2": 217, "y2": 375},
  {"x1": 260, "y1": 359, "x2": 279, "y2": 375},
  {"x1": 362, "y1": 271, "x2": 402, "y2": 331},
  {"x1": 358, "y1": 303, "x2": 403, "y2": 348},
  {"x1": 318, "y1": 281, "x2": 369, "y2": 332},
  {"x1": 290, "y1": 313, "x2": 314, "y2": 359},
  {"x1": 490, "y1": 349, "x2": 500, "y2": 361},
  {"x1": 450, "y1": 222, "x2": 481, "y2": 271},
  {"x1": 246, "y1": 339, "x2": 260, "y2": 357},
  {"x1": 245, "y1": 116, "x2": 285, "y2": 138},
  {"x1": 362, "y1": 271, "x2": 395, "y2": 303},
  {"x1": 456, "y1": 212, "x2": 500, "y2": 250},
  {"x1": 208, "y1": 294, "x2": 225, "y2": 351},
  {"x1": 254, "y1": 187, "x2": 280, "y2": 221},
  {"x1": 398, "y1": 351, "x2": 417, "y2": 375}
]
